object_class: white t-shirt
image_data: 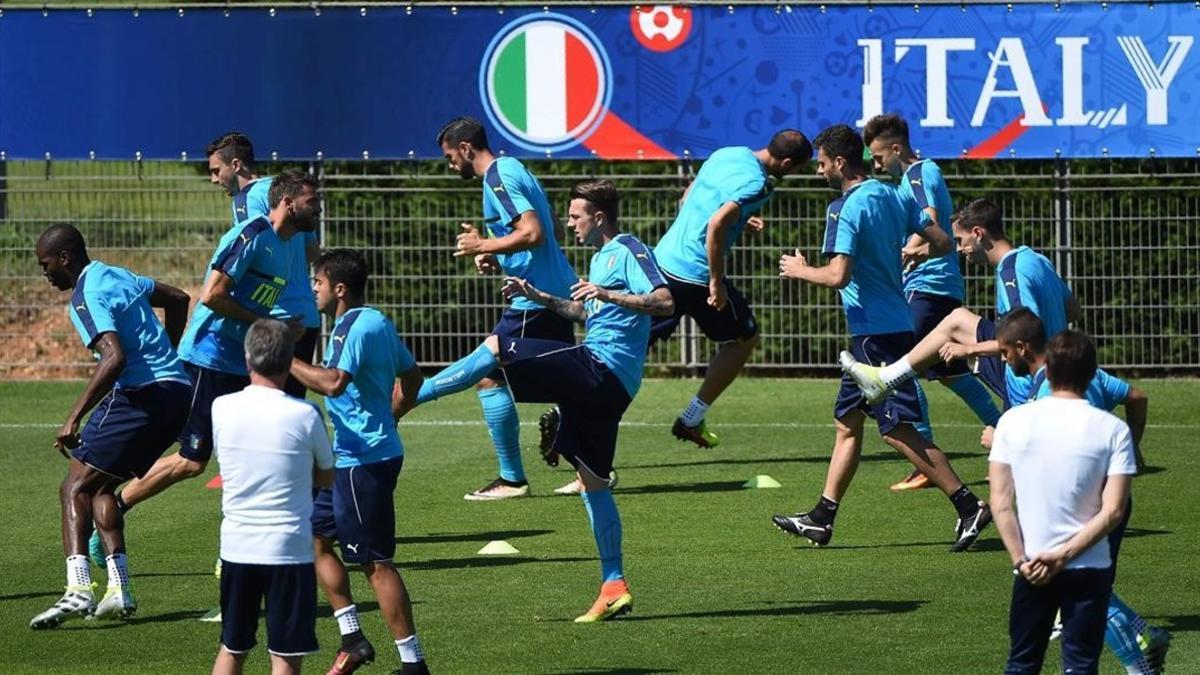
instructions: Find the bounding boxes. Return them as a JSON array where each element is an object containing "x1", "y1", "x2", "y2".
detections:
[
  {"x1": 989, "y1": 396, "x2": 1137, "y2": 570},
  {"x1": 213, "y1": 385, "x2": 335, "y2": 565}
]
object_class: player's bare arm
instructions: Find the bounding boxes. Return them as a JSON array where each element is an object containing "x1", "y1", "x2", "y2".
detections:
[
  {"x1": 571, "y1": 280, "x2": 675, "y2": 317},
  {"x1": 200, "y1": 269, "x2": 263, "y2": 324},
  {"x1": 455, "y1": 210, "x2": 544, "y2": 257},
  {"x1": 1066, "y1": 293, "x2": 1083, "y2": 323},
  {"x1": 148, "y1": 281, "x2": 190, "y2": 347},
  {"x1": 502, "y1": 275, "x2": 587, "y2": 323},
  {"x1": 1124, "y1": 386, "x2": 1149, "y2": 469},
  {"x1": 56, "y1": 332, "x2": 126, "y2": 455},
  {"x1": 779, "y1": 250, "x2": 852, "y2": 289},
  {"x1": 939, "y1": 338, "x2": 999, "y2": 363},
  {"x1": 705, "y1": 201, "x2": 741, "y2": 309},
  {"x1": 391, "y1": 365, "x2": 425, "y2": 420},
  {"x1": 289, "y1": 359, "x2": 352, "y2": 398},
  {"x1": 902, "y1": 211, "x2": 952, "y2": 269}
]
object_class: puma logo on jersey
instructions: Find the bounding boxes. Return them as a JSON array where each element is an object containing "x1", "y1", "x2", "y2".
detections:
[
  {"x1": 75, "y1": 303, "x2": 87, "y2": 312},
  {"x1": 491, "y1": 184, "x2": 506, "y2": 193},
  {"x1": 828, "y1": 211, "x2": 839, "y2": 221},
  {"x1": 508, "y1": 341, "x2": 517, "y2": 354},
  {"x1": 333, "y1": 334, "x2": 346, "y2": 343},
  {"x1": 344, "y1": 543, "x2": 359, "y2": 554},
  {"x1": 1004, "y1": 279, "x2": 1018, "y2": 288},
  {"x1": 240, "y1": 233, "x2": 252, "y2": 245},
  {"x1": 909, "y1": 178, "x2": 923, "y2": 186}
]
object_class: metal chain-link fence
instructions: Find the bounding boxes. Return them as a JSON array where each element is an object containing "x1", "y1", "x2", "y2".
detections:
[{"x1": 2, "y1": 158, "x2": 1197, "y2": 378}]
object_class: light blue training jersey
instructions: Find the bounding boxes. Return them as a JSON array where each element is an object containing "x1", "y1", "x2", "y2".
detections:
[
  {"x1": 481, "y1": 157, "x2": 577, "y2": 311},
  {"x1": 653, "y1": 146, "x2": 773, "y2": 284},
  {"x1": 323, "y1": 306, "x2": 415, "y2": 468},
  {"x1": 992, "y1": 245, "x2": 1074, "y2": 400},
  {"x1": 898, "y1": 159, "x2": 964, "y2": 301},
  {"x1": 822, "y1": 179, "x2": 922, "y2": 336},
  {"x1": 68, "y1": 260, "x2": 190, "y2": 389},
  {"x1": 233, "y1": 177, "x2": 320, "y2": 328},
  {"x1": 582, "y1": 233, "x2": 668, "y2": 398},
  {"x1": 1015, "y1": 366, "x2": 1131, "y2": 411},
  {"x1": 177, "y1": 217, "x2": 292, "y2": 376}
]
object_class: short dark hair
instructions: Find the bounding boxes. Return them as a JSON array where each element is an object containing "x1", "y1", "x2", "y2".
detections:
[
  {"x1": 813, "y1": 124, "x2": 865, "y2": 169},
  {"x1": 314, "y1": 249, "x2": 368, "y2": 299},
  {"x1": 861, "y1": 114, "x2": 910, "y2": 147},
  {"x1": 244, "y1": 319, "x2": 294, "y2": 377},
  {"x1": 958, "y1": 198, "x2": 1006, "y2": 238},
  {"x1": 995, "y1": 307, "x2": 1046, "y2": 353},
  {"x1": 570, "y1": 179, "x2": 620, "y2": 224},
  {"x1": 205, "y1": 132, "x2": 255, "y2": 167},
  {"x1": 1045, "y1": 330, "x2": 1098, "y2": 395},
  {"x1": 436, "y1": 116, "x2": 490, "y2": 151},
  {"x1": 267, "y1": 169, "x2": 318, "y2": 209},
  {"x1": 36, "y1": 223, "x2": 88, "y2": 259},
  {"x1": 767, "y1": 129, "x2": 813, "y2": 165}
]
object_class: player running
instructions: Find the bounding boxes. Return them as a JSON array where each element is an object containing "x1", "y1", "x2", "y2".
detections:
[
  {"x1": 862, "y1": 114, "x2": 1002, "y2": 491},
  {"x1": 771, "y1": 125, "x2": 991, "y2": 552},
  {"x1": 426, "y1": 116, "x2": 579, "y2": 500},
  {"x1": 404, "y1": 179, "x2": 674, "y2": 620},
  {"x1": 289, "y1": 249, "x2": 430, "y2": 675},
  {"x1": 649, "y1": 130, "x2": 812, "y2": 448},
  {"x1": 30, "y1": 224, "x2": 192, "y2": 628}
]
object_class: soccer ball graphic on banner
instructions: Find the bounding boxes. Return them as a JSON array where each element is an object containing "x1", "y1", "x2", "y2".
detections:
[{"x1": 631, "y1": 5, "x2": 692, "y2": 52}]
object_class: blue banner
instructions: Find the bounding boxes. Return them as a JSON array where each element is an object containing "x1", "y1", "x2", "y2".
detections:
[{"x1": 1, "y1": 4, "x2": 1196, "y2": 159}]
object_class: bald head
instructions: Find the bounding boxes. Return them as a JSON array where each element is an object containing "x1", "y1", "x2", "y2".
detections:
[
  {"x1": 35, "y1": 223, "x2": 89, "y2": 291},
  {"x1": 36, "y1": 223, "x2": 87, "y2": 259}
]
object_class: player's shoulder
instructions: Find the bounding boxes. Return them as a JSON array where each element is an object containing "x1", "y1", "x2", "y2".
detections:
[
  {"x1": 83, "y1": 261, "x2": 138, "y2": 294},
  {"x1": 232, "y1": 215, "x2": 273, "y2": 244},
  {"x1": 612, "y1": 232, "x2": 652, "y2": 257},
  {"x1": 489, "y1": 156, "x2": 531, "y2": 181}
]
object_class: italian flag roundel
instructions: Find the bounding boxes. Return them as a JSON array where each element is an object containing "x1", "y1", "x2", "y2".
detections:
[{"x1": 485, "y1": 18, "x2": 609, "y2": 148}]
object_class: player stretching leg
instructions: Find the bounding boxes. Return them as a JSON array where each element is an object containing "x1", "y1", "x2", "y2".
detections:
[
  {"x1": 649, "y1": 130, "x2": 811, "y2": 448},
  {"x1": 425, "y1": 117, "x2": 578, "y2": 500},
  {"x1": 290, "y1": 250, "x2": 430, "y2": 674},
  {"x1": 771, "y1": 126, "x2": 990, "y2": 552},
  {"x1": 405, "y1": 180, "x2": 674, "y2": 619},
  {"x1": 30, "y1": 225, "x2": 192, "y2": 628},
  {"x1": 862, "y1": 114, "x2": 1002, "y2": 491}
]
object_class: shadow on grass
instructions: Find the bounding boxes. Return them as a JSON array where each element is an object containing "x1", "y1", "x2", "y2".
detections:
[
  {"x1": 133, "y1": 571, "x2": 218, "y2": 579},
  {"x1": 403, "y1": 556, "x2": 593, "y2": 572},
  {"x1": 618, "y1": 598, "x2": 927, "y2": 622},
  {"x1": 1147, "y1": 614, "x2": 1200, "y2": 633},
  {"x1": 615, "y1": 481, "x2": 746, "y2": 496},
  {"x1": 548, "y1": 669, "x2": 679, "y2": 674},
  {"x1": 0, "y1": 590, "x2": 61, "y2": 601},
  {"x1": 826, "y1": 537, "x2": 1007, "y2": 553},
  {"x1": 396, "y1": 529, "x2": 554, "y2": 545},
  {"x1": 619, "y1": 451, "x2": 981, "y2": 471}
]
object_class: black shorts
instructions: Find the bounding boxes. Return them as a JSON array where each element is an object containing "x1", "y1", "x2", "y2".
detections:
[
  {"x1": 284, "y1": 327, "x2": 320, "y2": 399},
  {"x1": 73, "y1": 380, "x2": 192, "y2": 480},
  {"x1": 907, "y1": 291, "x2": 970, "y2": 379},
  {"x1": 650, "y1": 272, "x2": 757, "y2": 346},
  {"x1": 219, "y1": 560, "x2": 318, "y2": 657},
  {"x1": 501, "y1": 339, "x2": 632, "y2": 479},
  {"x1": 834, "y1": 333, "x2": 925, "y2": 436},
  {"x1": 489, "y1": 307, "x2": 576, "y2": 380},
  {"x1": 973, "y1": 318, "x2": 1010, "y2": 408},
  {"x1": 311, "y1": 456, "x2": 403, "y2": 564},
  {"x1": 178, "y1": 362, "x2": 251, "y2": 462}
]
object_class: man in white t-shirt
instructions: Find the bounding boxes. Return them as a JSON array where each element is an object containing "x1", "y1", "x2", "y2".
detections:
[
  {"x1": 989, "y1": 330, "x2": 1137, "y2": 674},
  {"x1": 211, "y1": 319, "x2": 335, "y2": 675}
]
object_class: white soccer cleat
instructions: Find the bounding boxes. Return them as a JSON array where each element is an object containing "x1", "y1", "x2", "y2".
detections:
[
  {"x1": 553, "y1": 471, "x2": 620, "y2": 496},
  {"x1": 464, "y1": 477, "x2": 530, "y2": 501},
  {"x1": 91, "y1": 585, "x2": 137, "y2": 621},
  {"x1": 838, "y1": 350, "x2": 890, "y2": 404},
  {"x1": 30, "y1": 585, "x2": 96, "y2": 629}
]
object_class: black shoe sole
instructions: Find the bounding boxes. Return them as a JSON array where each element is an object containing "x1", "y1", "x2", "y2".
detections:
[
  {"x1": 538, "y1": 408, "x2": 560, "y2": 467},
  {"x1": 672, "y1": 419, "x2": 714, "y2": 449},
  {"x1": 771, "y1": 515, "x2": 832, "y2": 547},
  {"x1": 949, "y1": 506, "x2": 994, "y2": 552}
]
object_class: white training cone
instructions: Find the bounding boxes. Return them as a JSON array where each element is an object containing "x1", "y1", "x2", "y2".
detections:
[
  {"x1": 743, "y1": 475, "x2": 782, "y2": 489},
  {"x1": 477, "y1": 540, "x2": 520, "y2": 555}
]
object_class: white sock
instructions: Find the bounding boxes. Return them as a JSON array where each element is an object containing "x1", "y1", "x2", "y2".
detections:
[
  {"x1": 334, "y1": 604, "x2": 362, "y2": 636},
  {"x1": 680, "y1": 396, "x2": 710, "y2": 427},
  {"x1": 395, "y1": 634, "x2": 425, "y2": 664},
  {"x1": 66, "y1": 555, "x2": 92, "y2": 590},
  {"x1": 879, "y1": 357, "x2": 916, "y2": 387},
  {"x1": 105, "y1": 553, "x2": 130, "y2": 588}
]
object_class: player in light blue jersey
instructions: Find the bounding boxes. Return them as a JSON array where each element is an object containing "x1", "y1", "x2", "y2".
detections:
[
  {"x1": 289, "y1": 250, "x2": 430, "y2": 675},
  {"x1": 114, "y1": 171, "x2": 319, "y2": 532},
  {"x1": 402, "y1": 180, "x2": 674, "y2": 621},
  {"x1": 992, "y1": 312, "x2": 1170, "y2": 675},
  {"x1": 209, "y1": 133, "x2": 322, "y2": 397},
  {"x1": 649, "y1": 131, "x2": 812, "y2": 448},
  {"x1": 30, "y1": 225, "x2": 192, "y2": 629},
  {"x1": 773, "y1": 125, "x2": 990, "y2": 552},
  {"x1": 843, "y1": 198, "x2": 1082, "y2": 415},
  {"x1": 864, "y1": 115, "x2": 1002, "y2": 492},
  {"x1": 430, "y1": 117, "x2": 579, "y2": 500}
]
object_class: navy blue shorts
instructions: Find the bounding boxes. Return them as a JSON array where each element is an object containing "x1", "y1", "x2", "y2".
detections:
[
  {"x1": 73, "y1": 380, "x2": 192, "y2": 480},
  {"x1": 650, "y1": 272, "x2": 757, "y2": 346},
  {"x1": 908, "y1": 291, "x2": 970, "y2": 380},
  {"x1": 835, "y1": 333, "x2": 925, "y2": 436},
  {"x1": 283, "y1": 327, "x2": 320, "y2": 399},
  {"x1": 490, "y1": 307, "x2": 576, "y2": 380},
  {"x1": 973, "y1": 318, "x2": 1011, "y2": 409},
  {"x1": 219, "y1": 560, "x2": 318, "y2": 656},
  {"x1": 178, "y1": 362, "x2": 251, "y2": 462},
  {"x1": 501, "y1": 339, "x2": 632, "y2": 478},
  {"x1": 311, "y1": 456, "x2": 403, "y2": 564}
]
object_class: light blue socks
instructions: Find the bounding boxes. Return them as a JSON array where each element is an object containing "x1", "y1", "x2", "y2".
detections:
[
  {"x1": 478, "y1": 386, "x2": 525, "y2": 482},
  {"x1": 416, "y1": 343, "x2": 498, "y2": 404},
  {"x1": 581, "y1": 489, "x2": 624, "y2": 582}
]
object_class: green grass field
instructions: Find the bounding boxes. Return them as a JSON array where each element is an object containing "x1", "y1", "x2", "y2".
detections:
[{"x1": 1, "y1": 378, "x2": 1196, "y2": 674}]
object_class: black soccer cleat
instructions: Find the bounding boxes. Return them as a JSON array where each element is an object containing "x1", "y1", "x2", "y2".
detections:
[
  {"x1": 328, "y1": 635, "x2": 376, "y2": 674},
  {"x1": 392, "y1": 661, "x2": 431, "y2": 675},
  {"x1": 950, "y1": 502, "x2": 993, "y2": 552},
  {"x1": 538, "y1": 406, "x2": 560, "y2": 467},
  {"x1": 772, "y1": 512, "x2": 833, "y2": 547}
]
